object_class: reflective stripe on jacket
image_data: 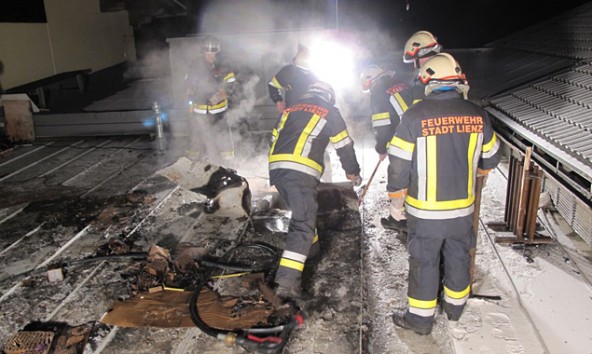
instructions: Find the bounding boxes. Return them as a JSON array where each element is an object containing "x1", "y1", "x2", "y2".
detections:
[
  {"x1": 191, "y1": 99, "x2": 229, "y2": 114},
  {"x1": 387, "y1": 90, "x2": 501, "y2": 220},
  {"x1": 369, "y1": 75, "x2": 410, "y2": 155},
  {"x1": 186, "y1": 55, "x2": 235, "y2": 114},
  {"x1": 269, "y1": 97, "x2": 360, "y2": 180}
]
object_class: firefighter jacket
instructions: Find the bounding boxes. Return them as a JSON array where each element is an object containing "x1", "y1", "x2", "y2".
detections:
[
  {"x1": 268, "y1": 64, "x2": 318, "y2": 108},
  {"x1": 387, "y1": 90, "x2": 501, "y2": 220},
  {"x1": 269, "y1": 96, "x2": 360, "y2": 182},
  {"x1": 369, "y1": 73, "x2": 410, "y2": 154},
  {"x1": 185, "y1": 55, "x2": 236, "y2": 114},
  {"x1": 388, "y1": 76, "x2": 426, "y2": 118}
]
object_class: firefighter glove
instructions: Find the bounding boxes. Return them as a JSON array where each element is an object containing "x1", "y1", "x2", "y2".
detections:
[{"x1": 347, "y1": 174, "x2": 363, "y2": 187}]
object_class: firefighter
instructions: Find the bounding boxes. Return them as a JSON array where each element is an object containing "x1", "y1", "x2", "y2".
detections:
[
  {"x1": 268, "y1": 45, "x2": 330, "y2": 255},
  {"x1": 381, "y1": 30, "x2": 442, "y2": 231},
  {"x1": 185, "y1": 35, "x2": 236, "y2": 160},
  {"x1": 268, "y1": 45, "x2": 318, "y2": 112},
  {"x1": 360, "y1": 65, "x2": 410, "y2": 161},
  {"x1": 388, "y1": 53, "x2": 501, "y2": 335},
  {"x1": 268, "y1": 81, "x2": 361, "y2": 299}
]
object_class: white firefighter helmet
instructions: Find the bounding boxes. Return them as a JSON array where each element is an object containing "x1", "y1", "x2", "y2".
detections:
[
  {"x1": 360, "y1": 65, "x2": 385, "y2": 93},
  {"x1": 419, "y1": 53, "x2": 469, "y2": 98},
  {"x1": 403, "y1": 31, "x2": 442, "y2": 64},
  {"x1": 201, "y1": 35, "x2": 221, "y2": 54},
  {"x1": 305, "y1": 81, "x2": 336, "y2": 106}
]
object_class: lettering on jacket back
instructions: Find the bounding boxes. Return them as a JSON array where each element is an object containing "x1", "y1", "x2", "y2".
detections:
[{"x1": 421, "y1": 115, "x2": 483, "y2": 136}]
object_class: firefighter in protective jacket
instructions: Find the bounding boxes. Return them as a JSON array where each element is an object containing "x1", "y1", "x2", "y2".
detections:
[
  {"x1": 269, "y1": 81, "x2": 361, "y2": 299},
  {"x1": 268, "y1": 45, "x2": 318, "y2": 112},
  {"x1": 185, "y1": 35, "x2": 236, "y2": 159},
  {"x1": 388, "y1": 53, "x2": 501, "y2": 335},
  {"x1": 360, "y1": 65, "x2": 411, "y2": 161},
  {"x1": 381, "y1": 30, "x2": 443, "y2": 231}
]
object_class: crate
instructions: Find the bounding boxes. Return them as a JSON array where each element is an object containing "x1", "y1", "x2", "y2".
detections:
[{"x1": 3, "y1": 331, "x2": 54, "y2": 354}]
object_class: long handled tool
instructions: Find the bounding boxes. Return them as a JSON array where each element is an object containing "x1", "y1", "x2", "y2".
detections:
[{"x1": 357, "y1": 159, "x2": 383, "y2": 206}]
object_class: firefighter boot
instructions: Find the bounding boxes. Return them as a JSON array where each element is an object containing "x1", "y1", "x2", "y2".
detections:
[
  {"x1": 392, "y1": 311, "x2": 433, "y2": 335},
  {"x1": 308, "y1": 242, "x2": 320, "y2": 260},
  {"x1": 442, "y1": 301, "x2": 464, "y2": 321},
  {"x1": 380, "y1": 216, "x2": 407, "y2": 232}
]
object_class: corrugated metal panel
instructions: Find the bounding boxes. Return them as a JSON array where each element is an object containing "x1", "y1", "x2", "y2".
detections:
[
  {"x1": 489, "y1": 3, "x2": 592, "y2": 60},
  {"x1": 491, "y1": 60, "x2": 592, "y2": 170},
  {"x1": 543, "y1": 174, "x2": 592, "y2": 247}
]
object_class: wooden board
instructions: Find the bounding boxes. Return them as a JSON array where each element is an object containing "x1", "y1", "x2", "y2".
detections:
[
  {"x1": 100, "y1": 288, "x2": 274, "y2": 330},
  {"x1": 4, "y1": 100, "x2": 35, "y2": 142}
]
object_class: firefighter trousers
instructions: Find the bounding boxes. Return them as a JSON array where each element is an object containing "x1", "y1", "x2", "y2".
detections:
[
  {"x1": 404, "y1": 214, "x2": 473, "y2": 327},
  {"x1": 190, "y1": 112, "x2": 234, "y2": 160},
  {"x1": 272, "y1": 171, "x2": 319, "y2": 291}
]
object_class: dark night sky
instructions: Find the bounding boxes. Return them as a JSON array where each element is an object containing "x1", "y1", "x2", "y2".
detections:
[
  {"x1": 134, "y1": 0, "x2": 591, "y2": 59},
  {"x1": 337, "y1": 0, "x2": 591, "y2": 48}
]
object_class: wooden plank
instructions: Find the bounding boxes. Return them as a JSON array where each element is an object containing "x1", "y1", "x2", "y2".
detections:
[
  {"x1": 470, "y1": 175, "x2": 485, "y2": 286},
  {"x1": 4, "y1": 100, "x2": 35, "y2": 142},
  {"x1": 504, "y1": 155, "x2": 516, "y2": 224},
  {"x1": 525, "y1": 166, "x2": 540, "y2": 241},
  {"x1": 516, "y1": 148, "x2": 533, "y2": 239},
  {"x1": 510, "y1": 160, "x2": 523, "y2": 233}
]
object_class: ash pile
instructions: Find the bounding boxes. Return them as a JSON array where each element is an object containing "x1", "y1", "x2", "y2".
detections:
[{"x1": 1, "y1": 157, "x2": 364, "y2": 354}]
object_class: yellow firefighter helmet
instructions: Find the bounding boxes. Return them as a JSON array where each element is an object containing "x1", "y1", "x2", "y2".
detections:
[
  {"x1": 418, "y1": 53, "x2": 469, "y2": 97},
  {"x1": 360, "y1": 65, "x2": 385, "y2": 92},
  {"x1": 403, "y1": 31, "x2": 442, "y2": 63}
]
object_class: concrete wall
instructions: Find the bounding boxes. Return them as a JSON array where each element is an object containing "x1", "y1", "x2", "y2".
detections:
[
  {"x1": 0, "y1": 23, "x2": 54, "y2": 89},
  {"x1": 0, "y1": 0, "x2": 134, "y2": 90}
]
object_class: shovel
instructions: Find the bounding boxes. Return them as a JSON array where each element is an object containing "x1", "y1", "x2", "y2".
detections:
[{"x1": 357, "y1": 159, "x2": 382, "y2": 206}]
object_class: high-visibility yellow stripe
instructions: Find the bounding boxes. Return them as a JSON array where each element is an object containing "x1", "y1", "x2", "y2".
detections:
[
  {"x1": 406, "y1": 194, "x2": 474, "y2": 210},
  {"x1": 209, "y1": 99, "x2": 227, "y2": 109},
  {"x1": 412, "y1": 98, "x2": 422, "y2": 104},
  {"x1": 312, "y1": 233, "x2": 319, "y2": 244},
  {"x1": 271, "y1": 76, "x2": 283, "y2": 89},
  {"x1": 427, "y1": 136, "x2": 437, "y2": 201},
  {"x1": 482, "y1": 132, "x2": 497, "y2": 152},
  {"x1": 295, "y1": 114, "x2": 320, "y2": 154},
  {"x1": 390, "y1": 136, "x2": 415, "y2": 152},
  {"x1": 279, "y1": 258, "x2": 305, "y2": 272},
  {"x1": 330, "y1": 129, "x2": 349, "y2": 143},
  {"x1": 269, "y1": 154, "x2": 323, "y2": 172},
  {"x1": 394, "y1": 93, "x2": 409, "y2": 112},
  {"x1": 372, "y1": 112, "x2": 390, "y2": 121},
  {"x1": 467, "y1": 133, "x2": 478, "y2": 198},
  {"x1": 408, "y1": 297, "x2": 437, "y2": 309},
  {"x1": 444, "y1": 285, "x2": 471, "y2": 299},
  {"x1": 269, "y1": 112, "x2": 290, "y2": 155},
  {"x1": 224, "y1": 72, "x2": 235, "y2": 82}
]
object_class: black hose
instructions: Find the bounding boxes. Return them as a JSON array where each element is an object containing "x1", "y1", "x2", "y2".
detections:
[
  {"x1": 188, "y1": 269, "x2": 224, "y2": 338},
  {"x1": 199, "y1": 260, "x2": 271, "y2": 273},
  {"x1": 188, "y1": 241, "x2": 290, "y2": 342}
]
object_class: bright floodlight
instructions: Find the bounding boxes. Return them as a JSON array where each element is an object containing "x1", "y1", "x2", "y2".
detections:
[{"x1": 308, "y1": 38, "x2": 356, "y2": 92}]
